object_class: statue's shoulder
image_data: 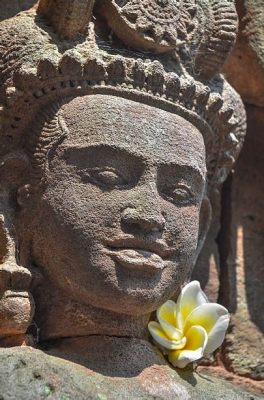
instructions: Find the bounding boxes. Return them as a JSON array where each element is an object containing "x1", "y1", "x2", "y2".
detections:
[
  {"x1": 0, "y1": 347, "x2": 261, "y2": 400},
  {"x1": 0, "y1": 346, "x2": 152, "y2": 400},
  {"x1": 173, "y1": 368, "x2": 262, "y2": 400},
  {"x1": 0, "y1": 346, "x2": 115, "y2": 400}
]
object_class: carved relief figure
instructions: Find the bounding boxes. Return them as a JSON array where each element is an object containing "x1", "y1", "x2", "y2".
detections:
[{"x1": 0, "y1": 0, "x2": 249, "y2": 398}]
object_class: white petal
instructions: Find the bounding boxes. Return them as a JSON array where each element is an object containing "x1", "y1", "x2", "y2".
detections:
[
  {"x1": 168, "y1": 325, "x2": 208, "y2": 368},
  {"x1": 184, "y1": 303, "x2": 229, "y2": 344},
  {"x1": 204, "y1": 313, "x2": 230, "y2": 355},
  {"x1": 157, "y1": 300, "x2": 182, "y2": 340},
  {"x1": 157, "y1": 300, "x2": 176, "y2": 326},
  {"x1": 176, "y1": 281, "x2": 208, "y2": 328},
  {"x1": 148, "y1": 321, "x2": 186, "y2": 350}
]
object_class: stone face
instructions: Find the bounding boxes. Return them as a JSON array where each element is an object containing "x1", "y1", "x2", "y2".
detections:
[
  {"x1": 24, "y1": 94, "x2": 209, "y2": 339},
  {"x1": 0, "y1": 0, "x2": 248, "y2": 398}
]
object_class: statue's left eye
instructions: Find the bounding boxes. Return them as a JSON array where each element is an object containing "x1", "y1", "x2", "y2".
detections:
[
  {"x1": 161, "y1": 183, "x2": 195, "y2": 205},
  {"x1": 83, "y1": 168, "x2": 129, "y2": 189}
]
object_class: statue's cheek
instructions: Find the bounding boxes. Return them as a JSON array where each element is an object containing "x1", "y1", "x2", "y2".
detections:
[{"x1": 165, "y1": 205, "x2": 200, "y2": 237}]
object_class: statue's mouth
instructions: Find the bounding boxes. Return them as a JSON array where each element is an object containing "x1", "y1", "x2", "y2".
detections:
[
  {"x1": 108, "y1": 248, "x2": 165, "y2": 271},
  {"x1": 104, "y1": 237, "x2": 175, "y2": 271},
  {"x1": 4, "y1": 290, "x2": 30, "y2": 299}
]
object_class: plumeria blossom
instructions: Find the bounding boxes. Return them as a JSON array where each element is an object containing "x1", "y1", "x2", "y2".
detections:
[{"x1": 148, "y1": 281, "x2": 230, "y2": 369}]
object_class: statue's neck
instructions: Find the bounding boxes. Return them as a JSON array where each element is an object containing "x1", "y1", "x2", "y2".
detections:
[
  {"x1": 43, "y1": 335, "x2": 167, "y2": 377},
  {"x1": 33, "y1": 282, "x2": 150, "y2": 341},
  {"x1": 32, "y1": 282, "x2": 165, "y2": 376}
]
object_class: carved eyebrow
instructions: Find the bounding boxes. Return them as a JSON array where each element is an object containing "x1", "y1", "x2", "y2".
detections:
[
  {"x1": 63, "y1": 143, "x2": 146, "y2": 164},
  {"x1": 158, "y1": 162, "x2": 206, "y2": 180},
  {"x1": 64, "y1": 143, "x2": 146, "y2": 167},
  {"x1": 62, "y1": 145, "x2": 206, "y2": 181}
]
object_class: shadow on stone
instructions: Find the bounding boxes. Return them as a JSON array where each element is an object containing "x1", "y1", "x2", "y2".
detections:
[{"x1": 0, "y1": 0, "x2": 36, "y2": 22}]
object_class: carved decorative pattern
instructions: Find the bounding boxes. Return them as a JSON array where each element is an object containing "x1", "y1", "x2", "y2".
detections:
[
  {"x1": 0, "y1": 3, "x2": 245, "y2": 186},
  {"x1": 99, "y1": 0, "x2": 197, "y2": 52},
  {"x1": 37, "y1": 0, "x2": 95, "y2": 38},
  {"x1": 120, "y1": 0, "x2": 196, "y2": 45},
  {"x1": 98, "y1": 0, "x2": 238, "y2": 77},
  {"x1": 0, "y1": 52, "x2": 245, "y2": 186}
]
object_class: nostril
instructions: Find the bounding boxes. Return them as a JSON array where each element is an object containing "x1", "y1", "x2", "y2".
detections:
[
  {"x1": 148, "y1": 216, "x2": 165, "y2": 232},
  {"x1": 121, "y1": 207, "x2": 166, "y2": 233},
  {"x1": 121, "y1": 207, "x2": 138, "y2": 225},
  {"x1": 143, "y1": 222, "x2": 164, "y2": 233}
]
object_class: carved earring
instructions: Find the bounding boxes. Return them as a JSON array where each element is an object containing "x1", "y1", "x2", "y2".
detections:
[
  {"x1": 17, "y1": 184, "x2": 33, "y2": 208},
  {"x1": 0, "y1": 213, "x2": 35, "y2": 346}
]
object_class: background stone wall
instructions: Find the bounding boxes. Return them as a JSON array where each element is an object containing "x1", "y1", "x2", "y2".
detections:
[
  {"x1": 222, "y1": 0, "x2": 264, "y2": 384},
  {"x1": 0, "y1": 1, "x2": 36, "y2": 21},
  {"x1": 194, "y1": 0, "x2": 264, "y2": 393},
  {"x1": 0, "y1": 0, "x2": 263, "y2": 394}
]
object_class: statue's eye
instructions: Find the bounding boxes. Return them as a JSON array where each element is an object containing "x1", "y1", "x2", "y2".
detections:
[
  {"x1": 162, "y1": 184, "x2": 194, "y2": 205},
  {"x1": 82, "y1": 168, "x2": 128, "y2": 189}
]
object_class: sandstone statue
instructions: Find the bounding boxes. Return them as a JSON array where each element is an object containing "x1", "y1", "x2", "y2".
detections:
[{"x1": 0, "y1": 1, "x2": 257, "y2": 399}]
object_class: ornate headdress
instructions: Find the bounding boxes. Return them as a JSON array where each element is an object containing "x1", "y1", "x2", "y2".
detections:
[{"x1": 0, "y1": 0, "x2": 246, "y2": 186}]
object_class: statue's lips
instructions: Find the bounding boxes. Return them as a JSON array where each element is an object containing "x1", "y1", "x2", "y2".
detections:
[
  {"x1": 104, "y1": 237, "x2": 176, "y2": 271},
  {"x1": 108, "y1": 249, "x2": 165, "y2": 270},
  {"x1": 4, "y1": 290, "x2": 30, "y2": 299}
]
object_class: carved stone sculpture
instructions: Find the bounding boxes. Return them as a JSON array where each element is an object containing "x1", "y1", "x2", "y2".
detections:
[{"x1": 0, "y1": 1, "x2": 252, "y2": 398}]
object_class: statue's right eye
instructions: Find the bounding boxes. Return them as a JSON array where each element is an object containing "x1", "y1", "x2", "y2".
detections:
[{"x1": 80, "y1": 167, "x2": 129, "y2": 189}]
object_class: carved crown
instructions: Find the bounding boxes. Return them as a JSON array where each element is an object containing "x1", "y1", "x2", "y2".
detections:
[{"x1": 0, "y1": 0, "x2": 246, "y2": 186}]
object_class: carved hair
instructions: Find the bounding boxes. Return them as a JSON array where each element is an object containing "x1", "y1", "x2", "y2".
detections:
[
  {"x1": 25, "y1": 101, "x2": 67, "y2": 187},
  {"x1": 24, "y1": 87, "x2": 244, "y2": 191}
]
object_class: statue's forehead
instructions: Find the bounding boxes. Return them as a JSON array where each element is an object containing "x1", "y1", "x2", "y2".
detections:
[{"x1": 60, "y1": 95, "x2": 206, "y2": 172}]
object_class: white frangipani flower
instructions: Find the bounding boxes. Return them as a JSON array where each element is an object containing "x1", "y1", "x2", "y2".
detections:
[{"x1": 148, "y1": 281, "x2": 230, "y2": 369}]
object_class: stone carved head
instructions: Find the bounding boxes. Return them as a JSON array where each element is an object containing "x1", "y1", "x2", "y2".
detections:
[{"x1": 0, "y1": 0, "x2": 246, "y2": 344}]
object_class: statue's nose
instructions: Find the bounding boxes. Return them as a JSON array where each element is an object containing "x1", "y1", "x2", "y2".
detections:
[
  {"x1": 121, "y1": 176, "x2": 166, "y2": 233},
  {"x1": 121, "y1": 206, "x2": 166, "y2": 233}
]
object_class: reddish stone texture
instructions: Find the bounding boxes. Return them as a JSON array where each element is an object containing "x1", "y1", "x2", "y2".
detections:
[
  {"x1": 192, "y1": 189, "x2": 221, "y2": 303},
  {"x1": 194, "y1": 0, "x2": 264, "y2": 387},
  {"x1": 0, "y1": 0, "x2": 261, "y2": 397},
  {"x1": 224, "y1": 0, "x2": 264, "y2": 107},
  {"x1": 197, "y1": 104, "x2": 264, "y2": 387},
  {"x1": 198, "y1": 365, "x2": 264, "y2": 396},
  {"x1": 221, "y1": 105, "x2": 264, "y2": 381},
  {"x1": 0, "y1": 0, "x2": 36, "y2": 21},
  {"x1": 219, "y1": 0, "x2": 264, "y2": 385}
]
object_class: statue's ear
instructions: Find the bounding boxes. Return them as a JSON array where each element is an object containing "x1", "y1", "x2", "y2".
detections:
[
  {"x1": 196, "y1": 196, "x2": 212, "y2": 257},
  {"x1": 0, "y1": 151, "x2": 31, "y2": 208},
  {"x1": 0, "y1": 151, "x2": 29, "y2": 189}
]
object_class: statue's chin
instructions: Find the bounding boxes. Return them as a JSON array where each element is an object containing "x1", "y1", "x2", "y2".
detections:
[{"x1": 61, "y1": 269, "x2": 181, "y2": 316}]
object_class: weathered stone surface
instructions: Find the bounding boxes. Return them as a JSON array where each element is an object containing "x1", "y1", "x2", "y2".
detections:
[
  {"x1": 0, "y1": 0, "x2": 36, "y2": 21},
  {"x1": 194, "y1": 106, "x2": 264, "y2": 385},
  {"x1": 0, "y1": 1, "x2": 247, "y2": 398},
  {"x1": 222, "y1": 105, "x2": 264, "y2": 380},
  {"x1": 224, "y1": 0, "x2": 264, "y2": 106},
  {"x1": 194, "y1": 0, "x2": 264, "y2": 386},
  {"x1": 192, "y1": 188, "x2": 221, "y2": 303},
  {"x1": 0, "y1": 347, "x2": 260, "y2": 400}
]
